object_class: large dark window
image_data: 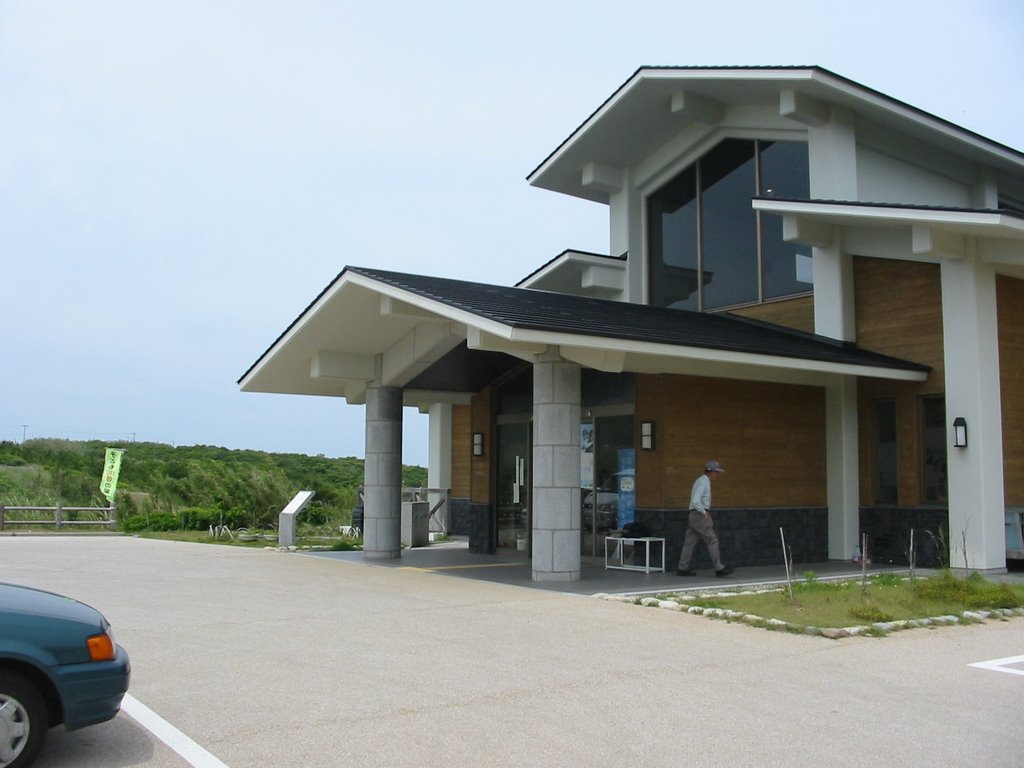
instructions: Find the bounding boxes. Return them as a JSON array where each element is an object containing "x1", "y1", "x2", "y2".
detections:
[
  {"x1": 648, "y1": 139, "x2": 811, "y2": 311},
  {"x1": 759, "y1": 141, "x2": 812, "y2": 298},
  {"x1": 875, "y1": 400, "x2": 898, "y2": 504},
  {"x1": 920, "y1": 396, "x2": 948, "y2": 503},
  {"x1": 648, "y1": 165, "x2": 700, "y2": 310},
  {"x1": 702, "y1": 140, "x2": 759, "y2": 308}
]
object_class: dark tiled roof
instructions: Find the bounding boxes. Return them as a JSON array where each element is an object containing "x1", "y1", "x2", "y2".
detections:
[{"x1": 348, "y1": 267, "x2": 929, "y2": 373}]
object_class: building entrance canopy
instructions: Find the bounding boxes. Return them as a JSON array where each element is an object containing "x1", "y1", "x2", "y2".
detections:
[{"x1": 238, "y1": 266, "x2": 928, "y2": 402}]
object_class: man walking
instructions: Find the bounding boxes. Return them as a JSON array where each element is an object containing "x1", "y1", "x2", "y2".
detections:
[{"x1": 676, "y1": 461, "x2": 734, "y2": 577}]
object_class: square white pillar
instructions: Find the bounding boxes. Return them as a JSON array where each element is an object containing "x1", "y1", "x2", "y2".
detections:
[
  {"x1": 826, "y1": 376, "x2": 859, "y2": 560},
  {"x1": 940, "y1": 256, "x2": 1006, "y2": 572}
]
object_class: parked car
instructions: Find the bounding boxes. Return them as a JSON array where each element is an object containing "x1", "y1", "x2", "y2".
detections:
[{"x1": 0, "y1": 582, "x2": 131, "y2": 768}]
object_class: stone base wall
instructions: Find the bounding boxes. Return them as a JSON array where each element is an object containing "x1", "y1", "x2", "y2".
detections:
[
  {"x1": 859, "y1": 506, "x2": 949, "y2": 568},
  {"x1": 468, "y1": 502, "x2": 495, "y2": 554},
  {"x1": 448, "y1": 497, "x2": 473, "y2": 537},
  {"x1": 635, "y1": 507, "x2": 829, "y2": 570}
]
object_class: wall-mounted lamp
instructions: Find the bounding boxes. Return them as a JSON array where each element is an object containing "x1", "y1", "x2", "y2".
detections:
[
  {"x1": 952, "y1": 417, "x2": 968, "y2": 448},
  {"x1": 640, "y1": 421, "x2": 655, "y2": 451},
  {"x1": 472, "y1": 432, "x2": 485, "y2": 457}
]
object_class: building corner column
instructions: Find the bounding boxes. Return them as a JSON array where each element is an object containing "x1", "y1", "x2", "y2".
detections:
[
  {"x1": 941, "y1": 255, "x2": 1006, "y2": 572},
  {"x1": 532, "y1": 348, "x2": 581, "y2": 582},
  {"x1": 364, "y1": 376, "x2": 403, "y2": 560}
]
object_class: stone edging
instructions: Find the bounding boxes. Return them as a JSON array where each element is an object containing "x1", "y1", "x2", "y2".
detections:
[{"x1": 592, "y1": 589, "x2": 1024, "y2": 638}]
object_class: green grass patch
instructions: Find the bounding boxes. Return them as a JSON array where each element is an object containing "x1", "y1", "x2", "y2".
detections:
[{"x1": 666, "y1": 572, "x2": 1024, "y2": 631}]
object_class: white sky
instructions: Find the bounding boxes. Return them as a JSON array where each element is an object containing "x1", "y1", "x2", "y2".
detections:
[{"x1": 3, "y1": 0, "x2": 1022, "y2": 465}]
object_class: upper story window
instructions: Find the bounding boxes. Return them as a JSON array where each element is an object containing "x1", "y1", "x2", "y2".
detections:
[{"x1": 648, "y1": 139, "x2": 811, "y2": 311}]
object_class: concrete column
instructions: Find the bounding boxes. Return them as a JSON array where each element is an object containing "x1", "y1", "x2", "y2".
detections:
[
  {"x1": 364, "y1": 379, "x2": 403, "y2": 560},
  {"x1": 427, "y1": 402, "x2": 452, "y2": 532},
  {"x1": 826, "y1": 375, "x2": 860, "y2": 560},
  {"x1": 940, "y1": 254, "x2": 1006, "y2": 572},
  {"x1": 532, "y1": 348, "x2": 581, "y2": 582}
]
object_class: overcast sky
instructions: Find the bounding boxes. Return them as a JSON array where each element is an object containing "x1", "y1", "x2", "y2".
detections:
[{"x1": 3, "y1": 1, "x2": 1022, "y2": 466}]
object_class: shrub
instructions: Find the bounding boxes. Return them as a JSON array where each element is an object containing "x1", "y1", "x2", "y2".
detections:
[
  {"x1": 120, "y1": 512, "x2": 179, "y2": 532},
  {"x1": 913, "y1": 571, "x2": 1022, "y2": 609}
]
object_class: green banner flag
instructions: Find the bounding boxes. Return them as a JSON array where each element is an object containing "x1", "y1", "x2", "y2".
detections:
[{"x1": 100, "y1": 448, "x2": 125, "y2": 503}]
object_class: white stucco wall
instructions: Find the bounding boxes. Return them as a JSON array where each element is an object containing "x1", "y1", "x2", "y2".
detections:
[{"x1": 857, "y1": 146, "x2": 972, "y2": 207}]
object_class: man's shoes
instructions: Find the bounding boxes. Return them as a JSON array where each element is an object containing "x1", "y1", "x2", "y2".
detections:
[
  {"x1": 715, "y1": 566, "x2": 734, "y2": 577},
  {"x1": 676, "y1": 569, "x2": 696, "y2": 576}
]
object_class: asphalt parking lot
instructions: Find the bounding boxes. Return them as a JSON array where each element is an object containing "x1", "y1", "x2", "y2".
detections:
[{"x1": 1, "y1": 535, "x2": 1022, "y2": 767}]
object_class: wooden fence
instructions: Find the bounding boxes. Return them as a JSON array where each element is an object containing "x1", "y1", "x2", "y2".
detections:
[{"x1": 0, "y1": 504, "x2": 117, "y2": 531}]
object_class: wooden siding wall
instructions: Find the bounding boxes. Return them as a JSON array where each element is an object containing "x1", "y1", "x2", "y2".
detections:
[
  {"x1": 726, "y1": 295, "x2": 815, "y2": 333},
  {"x1": 998, "y1": 275, "x2": 1024, "y2": 505},
  {"x1": 450, "y1": 404, "x2": 471, "y2": 498},
  {"x1": 853, "y1": 258, "x2": 945, "y2": 506},
  {"x1": 470, "y1": 389, "x2": 492, "y2": 504},
  {"x1": 636, "y1": 374, "x2": 826, "y2": 509}
]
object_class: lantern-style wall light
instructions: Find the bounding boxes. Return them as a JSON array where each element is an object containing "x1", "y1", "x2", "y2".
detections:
[
  {"x1": 640, "y1": 420, "x2": 655, "y2": 451},
  {"x1": 952, "y1": 417, "x2": 968, "y2": 448},
  {"x1": 472, "y1": 432, "x2": 485, "y2": 457}
]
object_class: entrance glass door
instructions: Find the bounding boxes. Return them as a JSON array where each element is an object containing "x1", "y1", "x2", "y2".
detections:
[
  {"x1": 496, "y1": 421, "x2": 530, "y2": 552},
  {"x1": 580, "y1": 414, "x2": 635, "y2": 559}
]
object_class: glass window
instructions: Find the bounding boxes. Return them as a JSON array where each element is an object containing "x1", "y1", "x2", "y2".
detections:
[
  {"x1": 875, "y1": 400, "x2": 898, "y2": 504},
  {"x1": 920, "y1": 396, "x2": 947, "y2": 503},
  {"x1": 701, "y1": 139, "x2": 759, "y2": 309},
  {"x1": 759, "y1": 141, "x2": 813, "y2": 299},
  {"x1": 647, "y1": 138, "x2": 810, "y2": 311},
  {"x1": 648, "y1": 165, "x2": 700, "y2": 310}
]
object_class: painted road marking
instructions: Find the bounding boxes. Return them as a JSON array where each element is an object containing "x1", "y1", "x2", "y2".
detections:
[
  {"x1": 968, "y1": 654, "x2": 1024, "y2": 678},
  {"x1": 121, "y1": 694, "x2": 231, "y2": 768}
]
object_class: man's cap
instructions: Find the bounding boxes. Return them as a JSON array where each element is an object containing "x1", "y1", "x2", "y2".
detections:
[{"x1": 704, "y1": 461, "x2": 725, "y2": 473}]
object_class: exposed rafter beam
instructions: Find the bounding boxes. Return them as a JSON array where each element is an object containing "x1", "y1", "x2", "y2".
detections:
[
  {"x1": 310, "y1": 351, "x2": 376, "y2": 381},
  {"x1": 379, "y1": 295, "x2": 448, "y2": 321},
  {"x1": 581, "y1": 264, "x2": 625, "y2": 293},
  {"x1": 670, "y1": 90, "x2": 724, "y2": 124},
  {"x1": 559, "y1": 347, "x2": 626, "y2": 373},
  {"x1": 581, "y1": 161, "x2": 623, "y2": 194},
  {"x1": 779, "y1": 89, "x2": 829, "y2": 127},
  {"x1": 911, "y1": 225, "x2": 966, "y2": 259},
  {"x1": 782, "y1": 215, "x2": 836, "y2": 247},
  {"x1": 382, "y1": 322, "x2": 464, "y2": 388},
  {"x1": 467, "y1": 327, "x2": 546, "y2": 363}
]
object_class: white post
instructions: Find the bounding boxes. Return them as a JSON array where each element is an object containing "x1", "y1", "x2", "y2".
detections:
[
  {"x1": 427, "y1": 402, "x2": 452, "y2": 533},
  {"x1": 940, "y1": 254, "x2": 1006, "y2": 572},
  {"x1": 825, "y1": 375, "x2": 860, "y2": 560}
]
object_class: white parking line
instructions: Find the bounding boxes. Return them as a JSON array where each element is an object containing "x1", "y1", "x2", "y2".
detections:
[
  {"x1": 121, "y1": 694, "x2": 231, "y2": 768},
  {"x1": 968, "y1": 654, "x2": 1024, "y2": 678}
]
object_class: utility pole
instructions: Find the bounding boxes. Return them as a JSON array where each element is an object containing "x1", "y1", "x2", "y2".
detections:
[{"x1": 20, "y1": 424, "x2": 27, "y2": 443}]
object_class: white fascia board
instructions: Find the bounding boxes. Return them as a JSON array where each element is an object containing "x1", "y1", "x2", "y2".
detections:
[
  {"x1": 512, "y1": 330, "x2": 927, "y2": 383},
  {"x1": 753, "y1": 200, "x2": 1024, "y2": 239},
  {"x1": 239, "y1": 270, "x2": 356, "y2": 391}
]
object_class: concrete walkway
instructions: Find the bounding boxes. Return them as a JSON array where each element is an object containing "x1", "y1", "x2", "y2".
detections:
[
  {"x1": 1, "y1": 535, "x2": 1022, "y2": 768},
  {"x1": 308, "y1": 535, "x2": 917, "y2": 595}
]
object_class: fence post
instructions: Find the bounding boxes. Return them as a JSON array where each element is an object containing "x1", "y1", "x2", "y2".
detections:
[
  {"x1": 0, "y1": 504, "x2": 4, "y2": 531},
  {"x1": 109, "y1": 504, "x2": 117, "y2": 530},
  {"x1": 55, "y1": 501, "x2": 62, "y2": 530}
]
